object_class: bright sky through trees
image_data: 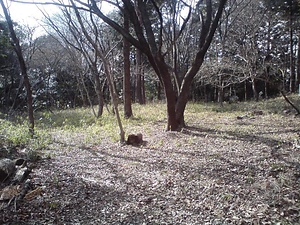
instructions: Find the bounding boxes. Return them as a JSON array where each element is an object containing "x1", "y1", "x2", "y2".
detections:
[
  {"x1": 2, "y1": 0, "x2": 55, "y2": 24},
  {"x1": 0, "y1": 0, "x2": 112, "y2": 36}
]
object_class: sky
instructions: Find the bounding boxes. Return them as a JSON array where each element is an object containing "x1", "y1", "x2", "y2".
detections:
[
  {"x1": 1, "y1": 0, "x2": 112, "y2": 36},
  {"x1": 4, "y1": 0, "x2": 58, "y2": 24}
]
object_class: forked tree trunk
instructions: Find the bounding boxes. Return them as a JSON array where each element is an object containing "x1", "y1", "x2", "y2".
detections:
[
  {"x1": 1, "y1": 0, "x2": 34, "y2": 135},
  {"x1": 90, "y1": 0, "x2": 227, "y2": 131},
  {"x1": 174, "y1": 55, "x2": 206, "y2": 130}
]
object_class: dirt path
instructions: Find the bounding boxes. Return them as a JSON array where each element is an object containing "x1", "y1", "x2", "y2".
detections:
[{"x1": 1, "y1": 113, "x2": 300, "y2": 224}]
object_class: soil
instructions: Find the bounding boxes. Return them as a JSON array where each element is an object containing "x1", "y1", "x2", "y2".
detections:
[{"x1": 1, "y1": 111, "x2": 300, "y2": 224}]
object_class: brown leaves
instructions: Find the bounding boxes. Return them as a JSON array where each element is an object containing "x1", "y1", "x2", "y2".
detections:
[{"x1": 1, "y1": 111, "x2": 300, "y2": 224}]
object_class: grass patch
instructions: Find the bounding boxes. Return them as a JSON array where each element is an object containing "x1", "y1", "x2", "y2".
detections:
[{"x1": 1, "y1": 95, "x2": 299, "y2": 149}]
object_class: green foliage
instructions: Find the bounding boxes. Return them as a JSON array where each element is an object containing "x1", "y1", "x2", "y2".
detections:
[
  {"x1": 187, "y1": 94, "x2": 300, "y2": 115},
  {"x1": 37, "y1": 108, "x2": 97, "y2": 129},
  {"x1": 2, "y1": 95, "x2": 299, "y2": 149},
  {"x1": 0, "y1": 118, "x2": 32, "y2": 146},
  {"x1": 0, "y1": 115, "x2": 51, "y2": 149}
]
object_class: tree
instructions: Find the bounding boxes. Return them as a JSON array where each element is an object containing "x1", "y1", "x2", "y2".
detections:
[
  {"x1": 123, "y1": 11, "x2": 133, "y2": 118},
  {"x1": 43, "y1": 7, "x2": 106, "y2": 115},
  {"x1": 0, "y1": 20, "x2": 20, "y2": 109},
  {"x1": 265, "y1": 0, "x2": 300, "y2": 92},
  {"x1": 69, "y1": 0, "x2": 125, "y2": 142},
  {"x1": 0, "y1": 0, "x2": 34, "y2": 135},
  {"x1": 79, "y1": 0, "x2": 227, "y2": 131}
]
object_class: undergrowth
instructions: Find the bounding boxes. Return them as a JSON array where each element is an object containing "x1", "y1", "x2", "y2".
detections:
[{"x1": 1, "y1": 94, "x2": 299, "y2": 149}]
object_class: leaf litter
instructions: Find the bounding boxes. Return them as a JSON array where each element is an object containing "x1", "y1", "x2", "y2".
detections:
[{"x1": 1, "y1": 111, "x2": 299, "y2": 224}]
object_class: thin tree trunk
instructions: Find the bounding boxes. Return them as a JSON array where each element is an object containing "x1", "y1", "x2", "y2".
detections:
[
  {"x1": 135, "y1": 48, "x2": 144, "y2": 104},
  {"x1": 76, "y1": 75, "x2": 88, "y2": 107},
  {"x1": 141, "y1": 71, "x2": 146, "y2": 104},
  {"x1": 1, "y1": 0, "x2": 34, "y2": 135},
  {"x1": 251, "y1": 77, "x2": 258, "y2": 101},
  {"x1": 103, "y1": 56, "x2": 125, "y2": 143},
  {"x1": 218, "y1": 86, "x2": 224, "y2": 107},
  {"x1": 92, "y1": 65, "x2": 104, "y2": 117},
  {"x1": 289, "y1": 9, "x2": 295, "y2": 93},
  {"x1": 244, "y1": 81, "x2": 247, "y2": 101},
  {"x1": 296, "y1": 32, "x2": 300, "y2": 92},
  {"x1": 79, "y1": 73, "x2": 97, "y2": 117}
]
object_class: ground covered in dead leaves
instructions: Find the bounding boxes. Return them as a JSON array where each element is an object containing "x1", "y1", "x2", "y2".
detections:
[{"x1": 1, "y1": 109, "x2": 300, "y2": 224}]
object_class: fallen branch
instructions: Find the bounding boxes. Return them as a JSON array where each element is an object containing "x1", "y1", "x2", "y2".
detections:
[{"x1": 280, "y1": 91, "x2": 300, "y2": 115}]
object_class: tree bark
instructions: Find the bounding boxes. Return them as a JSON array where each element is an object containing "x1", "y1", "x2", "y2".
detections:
[
  {"x1": 296, "y1": 31, "x2": 300, "y2": 92},
  {"x1": 123, "y1": 12, "x2": 133, "y2": 118},
  {"x1": 251, "y1": 77, "x2": 258, "y2": 101},
  {"x1": 104, "y1": 57, "x2": 125, "y2": 143},
  {"x1": 289, "y1": 8, "x2": 295, "y2": 93},
  {"x1": 135, "y1": 48, "x2": 144, "y2": 104},
  {"x1": 91, "y1": 64, "x2": 104, "y2": 117},
  {"x1": 0, "y1": 0, "x2": 34, "y2": 135}
]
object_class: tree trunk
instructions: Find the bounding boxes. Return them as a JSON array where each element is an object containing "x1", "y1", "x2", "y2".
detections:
[
  {"x1": 251, "y1": 77, "x2": 258, "y2": 101},
  {"x1": 175, "y1": 54, "x2": 206, "y2": 130},
  {"x1": 79, "y1": 73, "x2": 98, "y2": 117},
  {"x1": 264, "y1": 81, "x2": 268, "y2": 99},
  {"x1": 135, "y1": 48, "x2": 144, "y2": 104},
  {"x1": 1, "y1": 0, "x2": 34, "y2": 135},
  {"x1": 76, "y1": 75, "x2": 88, "y2": 107},
  {"x1": 92, "y1": 66, "x2": 104, "y2": 118},
  {"x1": 218, "y1": 86, "x2": 224, "y2": 107},
  {"x1": 157, "y1": 81, "x2": 162, "y2": 100},
  {"x1": 103, "y1": 56, "x2": 125, "y2": 143},
  {"x1": 289, "y1": 10, "x2": 295, "y2": 93},
  {"x1": 123, "y1": 12, "x2": 133, "y2": 118},
  {"x1": 155, "y1": 56, "x2": 178, "y2": 131},
  {"x1": 244, "y1": 81, "x2": 247, "y2": 101},
  {"x1": 90, "y1": 0, "x2": 227, "y2": 131},
  {"x1": 296, "y1": 32, "x2": 300, "y2": 92},
  {"x1": 141, "y1": 70, "x2": 146, "y2": 104}
]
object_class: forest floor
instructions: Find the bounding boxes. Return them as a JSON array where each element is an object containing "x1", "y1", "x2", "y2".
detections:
[{"x1": 1, "y1": 99, "x2": 300, "y2": 224}]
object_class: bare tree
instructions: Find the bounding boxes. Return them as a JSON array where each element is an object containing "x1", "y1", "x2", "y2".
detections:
[
  {"x1": 85, "y1": 0, "x2": 227, "y2": 130},
  {"x1": 11, "y1": 0, "x2": 227, "y2": 131},
  {"x1": 0, "y1": 0, "x2": 34, "y2": 135},
  {"x1": 70, "y1": 0, "x2": 125, "y2": 142}
]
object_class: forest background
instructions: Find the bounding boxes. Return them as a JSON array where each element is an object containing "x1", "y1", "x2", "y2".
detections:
[{"x1": 0, "y1": 0, "x2": 300, "y2": 134}]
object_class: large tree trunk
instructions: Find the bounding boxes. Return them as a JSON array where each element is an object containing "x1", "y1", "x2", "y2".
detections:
[
  {"x1": 90, "y1": 0, "x2": 227, "y2": 131},
  {"x1": 175, "y1": 54, "x2": 206, "y2": 130},
  {"x1": 153, "y1": 55, "x2": 178, "y2": 130},
  {"x1": 1, "y1": 0, "x2": 34, "y2": 135},
  {"x1": 123, "y1": 12, "x2": 133, "y2": 118}
]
